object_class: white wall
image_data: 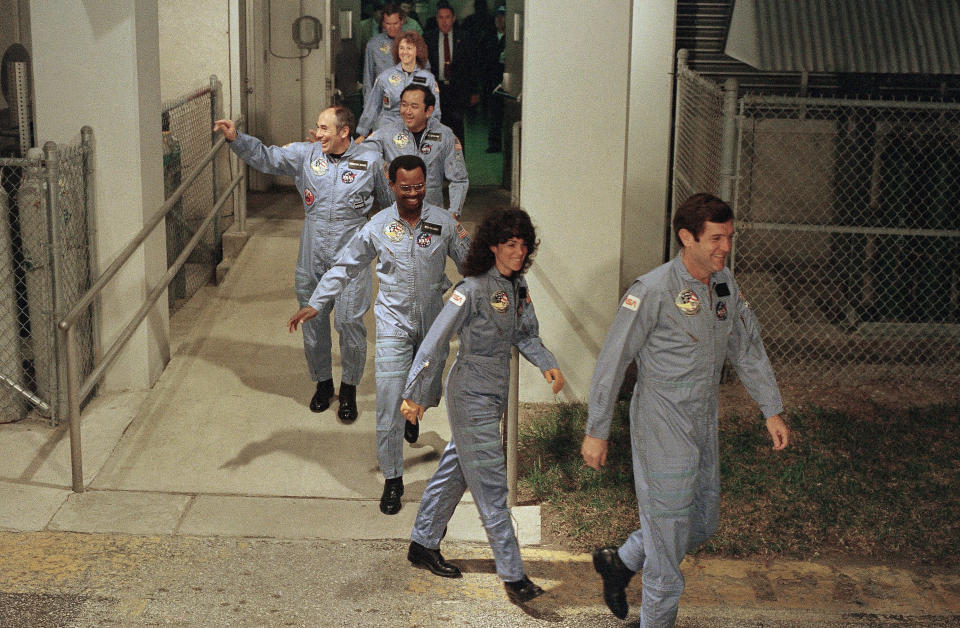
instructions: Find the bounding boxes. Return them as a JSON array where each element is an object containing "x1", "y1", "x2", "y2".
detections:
[
  {"x1": 29, "y1": 0, "x2": 169, "y2": 391},
  {"x1": 519, "y1": 1, "x2": 632, "y2": 402},
  {"x1": 622, "y1": 2, "x2": 676, "y2": 285},
  {"x1": 158, "y1": 0, "x2": 232, "y2": 106}
]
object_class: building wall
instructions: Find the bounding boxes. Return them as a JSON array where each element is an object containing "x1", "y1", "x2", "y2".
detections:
[
  {"x1": 29, "y1": 0, "x2": 169, "y2": 391},
  {"x1": 158, "y1": 0, "x2": 232, "y2": 107}
]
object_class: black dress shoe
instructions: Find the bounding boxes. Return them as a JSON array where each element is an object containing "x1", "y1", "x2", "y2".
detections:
[
  {"x1": 338, "y1": 383, "x2": 358, "y2": 423},
  {"x1": 504, "y1": 575, "x2": 544, "y2": 604},
  {"x1": 407, "y1": 541, "x2": 462, "y2": 578},
  {"x1": 592, "y1": 547, "x2": 635, "y2": 619},
  {"x1": 404, "y1": 419, "x2": 419, "y2": 443},
  {"x1": 379, "y1": 477, "x2": 403, "y2": 514},
  {"x1": 309, "y1": 379, "x2": 334, "y2": 413}
]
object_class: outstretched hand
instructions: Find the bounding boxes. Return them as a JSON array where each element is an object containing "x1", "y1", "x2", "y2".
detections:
[
  {"x1": 213, "y1": 119, "x2": 238, "y2": 142},
  {"x1": 543, "y1": 368, "x2": 565, "y2": 394},
  {"x1": 287, "y1": 306, "x2": 319, "y2": 332}
]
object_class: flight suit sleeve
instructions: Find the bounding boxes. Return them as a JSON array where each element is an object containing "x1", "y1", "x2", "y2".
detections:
[
  {"x1": 357, "y1": 76, "x2": 384, "y2": 136},
  {"x1": 403, "y1": 283, "x2": 472, "y2": 407},
  {"x1": 362, "y1": 41, "x2": 377, "y2": 99},
  {"x1": 514, "y1": 286, "x2": 560, "y2": 373},
  {"x1": 429, "y1": 76, "x2": 442, "y2": 122},
  {"x1": 306, "y1": 225, "x2": 378, "y2": 311},
  {"x1": 442, "y1": 132, "x2": 469, "y2": 216},
  {"x1": 447, "y1": 219, "x2": 471, "y2": 274},
  {"x1": 228, "y1": 132, "x2": 307, "y2": 178},
  {"x1": 585, "y1": 281, "x2": 654, "y2": 441},
  {"x1": 727, "y1": 284, "x2": 784, "y2": 419}
]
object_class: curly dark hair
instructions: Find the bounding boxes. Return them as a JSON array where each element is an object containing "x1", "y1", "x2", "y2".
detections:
[{"x1": 461, "y1": 208, "x2": 539, "y2": 277}]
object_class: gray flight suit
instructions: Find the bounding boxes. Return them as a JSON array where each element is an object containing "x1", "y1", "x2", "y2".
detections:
[
  {"x1": 362, "y1": 32, "x2": 395, "y2": 99},
  {"x1": 357, "y1": 64, "x2": 442, "y2": 137},
  {"x1": 586, "y1": 254, "x2": 783, "y2": 627},
  {"x1": 363, "y1": 118, "x2": 468, "y2": 217},
  {"x1": 307, "y1": 203, "x2": 470, "y2": 480},
  {"x1": 228, "y1": 133, "x2": 380, "y2": 385},
  {"x1": 405, "y1": 268, "x2": 560, "y2": 582}
]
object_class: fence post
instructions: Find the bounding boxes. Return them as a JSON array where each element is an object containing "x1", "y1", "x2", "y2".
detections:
[
  {"x1": 209, "y1": 75, "x2": 221, "y2": 260},
  {"x1": 719, "y1": 78, "x2": 739, "y2": 204},
  {"x1": 43, "y1": 141, "x2": 68, "y2": 425}
]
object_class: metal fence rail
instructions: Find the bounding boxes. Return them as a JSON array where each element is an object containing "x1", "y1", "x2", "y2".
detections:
[
  {"x1": 162, "y1": 75, "x2": 232, "y2": 313},
  {"x1": 673, "y1": 51, "x2": 960, "y2": 383},
  {"x1": 59, "y1": 120, "x2": 245, "y2": 492},
  {"x1": 0, "y1": 132, "x2": 94, "y2": 425}
]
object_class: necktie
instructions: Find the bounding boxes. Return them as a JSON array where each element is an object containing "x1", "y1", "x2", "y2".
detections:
[{"x1": 443, "y1": 33, "x2": 452, "y2": 81}]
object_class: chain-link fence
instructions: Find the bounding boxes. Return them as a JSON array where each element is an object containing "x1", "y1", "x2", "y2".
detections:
[
  {"x1": 0, "y1": 136, "x2": 95, "y2": 425},
  {"x1": 673, "y1": 52, "x2": 960, "y2": 383},
  {"x1": 162, "y1": 75, "x2": 232, "y2": 313}
]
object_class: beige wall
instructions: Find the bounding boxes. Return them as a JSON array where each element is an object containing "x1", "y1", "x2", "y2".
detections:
[
  {"x1": 517, "y1": 0, "x2": 674, "y2": 402},
  {"x1": 29, "y1": 0, "x2": 169, "y2": 392},
  {"x1": 158, "y1": 0, "x2": 232, "y2": 106}
]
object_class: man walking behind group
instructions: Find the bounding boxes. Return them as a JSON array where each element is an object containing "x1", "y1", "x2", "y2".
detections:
[
  {"x1": 581, "y1": 193, "x2": 791, "y2": 625},
  {"x1": 288, "y1": 155, "x2": 470, "y2": 516},
  {"x1": 362, "y1": 84, "x2": 468, "y2": 218},
  {"x1": 424, "y1": 1, "x2": 479, "y2": 148},
  {"x1": 214, "y1": 108, "x2": 380, "y2": 422}
]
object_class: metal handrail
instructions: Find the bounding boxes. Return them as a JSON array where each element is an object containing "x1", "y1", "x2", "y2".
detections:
[
  {"x1": 58, "y1": 118, "x2": 245, "y2": 492},
  {"x1": 506, "y1": 120, "x2": 522, "y2": 507}
]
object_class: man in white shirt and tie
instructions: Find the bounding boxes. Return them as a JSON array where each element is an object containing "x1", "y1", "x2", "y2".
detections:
[{"x1": 424, "y1": 1, "x2": 479, "y2": 149}]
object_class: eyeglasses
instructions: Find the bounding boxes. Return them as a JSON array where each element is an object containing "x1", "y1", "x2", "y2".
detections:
[{"x1": 397, "y1": 183, "x2": 425, "y2": 192}]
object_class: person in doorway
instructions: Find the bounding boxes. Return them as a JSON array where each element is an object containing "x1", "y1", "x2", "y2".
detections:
[
  {"x1": 356, "y1": 31, "x2": 442, "y2": 140},
  {"x1": 424, "y1": 1, "x2": 480, "y2": 148},
  {"x1": 480, "y1": 5, "x2": 506, "y2": 153},
  {"x1": 362, "y1": 84, "x2": 468, "y2": 217},
  {"x1": 214, "y1": 108, "x2": 380, "y2": 422},
  {"x1": 400, "y1": 208, "x2": 565, "y2": 605},
  {"x1": 288, "y1": 155, "x2": 470, "y2": 516},
  {"x1": 581, "y1": 193, "x2": 791, "y2": 624}
]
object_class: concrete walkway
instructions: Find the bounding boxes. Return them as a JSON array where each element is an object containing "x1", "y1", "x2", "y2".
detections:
[{"x1": 1, "y1": 190, "x2": 957, "y2": 626}]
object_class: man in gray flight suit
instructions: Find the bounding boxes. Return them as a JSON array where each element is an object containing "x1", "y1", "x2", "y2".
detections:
[
  {"x1": 214, "y1": 107, "x2": 380, "y2": 422},
  {"x1": 363, "y1": 84, "x2": 468, "y2": 218},
  {"x1": 287, "y1": 155, "x2": 470, "y2": 515},
  {"x1": 581, "y1": 193, "x2": 791, "y2": 625}
]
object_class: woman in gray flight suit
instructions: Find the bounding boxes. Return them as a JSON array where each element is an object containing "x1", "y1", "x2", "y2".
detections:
[{"x1": 400, "y1": 208, "x2": 565, "y2": 604}]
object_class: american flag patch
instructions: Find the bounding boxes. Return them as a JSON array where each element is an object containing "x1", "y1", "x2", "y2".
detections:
[
  {"x1": 622, "y1": 295, "x2": 640, "y2": 311},
  {"x1": 456, "y1": 223, "x2": 468, "y2": 239},
  {"x1": 450, "y1": 290, "x2": 466, "y2": 306}
]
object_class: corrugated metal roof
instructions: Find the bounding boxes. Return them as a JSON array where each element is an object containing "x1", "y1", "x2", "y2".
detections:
[{"x1": 725, "y1": 0, "x2": 960, "y2": 74}]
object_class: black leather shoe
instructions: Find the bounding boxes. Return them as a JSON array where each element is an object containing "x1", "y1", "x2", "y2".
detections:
[
  {"x1": 592, "y1": 547, "x2": 635, "y2": 619},
  {"x1": 407, "y1": 541, "x2": 462, "y2": 578},
  {"x1": 404, "y1": 419, "x2": 419, "y2": 443},
  {"x1": 309, "y1": 379, "x2": 334, "y2": 413},
  {"x1": 504, "y1": 575, "x2": 544, "y2": 604},
  {"x1": 337, "y1": 383, "x2": 357, "y2": 423},
  {"x1": 379, "y1": 477, "x2": 403, "y2": 514}
]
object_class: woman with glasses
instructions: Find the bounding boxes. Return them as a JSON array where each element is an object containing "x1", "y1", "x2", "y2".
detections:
[{"x1": 400, "y1": 207, "x2": 565, "y2": 605}]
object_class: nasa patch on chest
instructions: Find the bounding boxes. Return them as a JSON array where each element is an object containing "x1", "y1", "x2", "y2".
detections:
[
  {"x1": 490, "y1": 290, "x2": 509, "y2": 313},
  {"x1": 311, "y1": 157, "x2": 328, "y2": 175},
  {"x1": 341, "y1": 171, "x2": 356, "y2": 184},
  {"x1": 384, "y1": 220, "x2": 405, "y2": 242},
  {"x1": 675, "y1": 288, "x2": 701, "y2": 316},
  {"x1": 416, "y1": 232, "x2": 432, "y2": 247}
]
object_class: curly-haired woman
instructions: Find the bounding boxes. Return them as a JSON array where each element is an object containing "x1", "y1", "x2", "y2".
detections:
[{"x1": 400, "y1": 207, "x2": 565, "y2": 604}]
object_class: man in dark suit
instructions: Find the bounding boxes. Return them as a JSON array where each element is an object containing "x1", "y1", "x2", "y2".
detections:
[{"x1": 424, "y1": 1, "x2": 479, "y2": 148}]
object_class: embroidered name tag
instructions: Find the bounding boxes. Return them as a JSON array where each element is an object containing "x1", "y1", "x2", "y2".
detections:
[
  {"x1": 347, "y1": 159, "x2": 368, "y2": 170},
  {"x1": 421, "y1": 222, "x2": 442, "y2": 235},
  {"x1": 412, "y1": 75, "x2": 427, "y2": 84},
  {"x1": 425, "y1": 132, "x2": 442, "y2": 142}
]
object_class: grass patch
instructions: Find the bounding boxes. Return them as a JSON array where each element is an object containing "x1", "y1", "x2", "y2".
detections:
[{"x1": 519, "y1": 400, "x2": 960, "y2": 566}]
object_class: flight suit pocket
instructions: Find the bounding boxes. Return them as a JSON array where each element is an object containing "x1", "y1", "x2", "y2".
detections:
[{"x1": 647, "y1": 456, "x2": 698, "y2": 520}]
